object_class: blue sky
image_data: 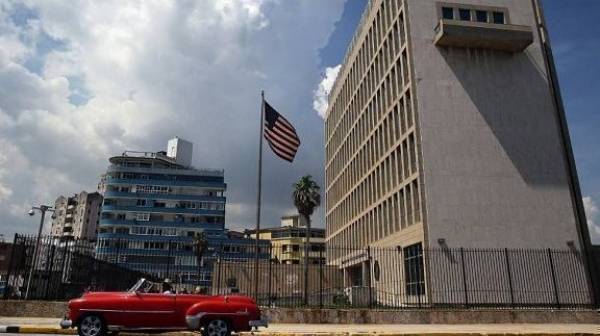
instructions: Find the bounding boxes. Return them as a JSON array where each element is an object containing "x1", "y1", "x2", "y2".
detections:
[{"x1": 317, "y1": 0, "x2": 600, "y2": 242}]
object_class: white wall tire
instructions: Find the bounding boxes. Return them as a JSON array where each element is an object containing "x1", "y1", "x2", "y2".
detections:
[
  {"x1": 203, "y1": 319, "x2": 231, "y2": 336},
  {"x1": 77, "y1": 314, "x2": 106, "y2": 336}
]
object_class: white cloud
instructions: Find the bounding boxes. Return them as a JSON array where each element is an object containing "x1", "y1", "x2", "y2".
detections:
[
  {"x1": 313, "y1": 64, "x2": 340, "y2": 119},
  {"x1": 0, "y1": 0, "x2": 345, "y2": 237},
  {"x1": 583, "y1": 196, "x2": 600, "y2": 244}
]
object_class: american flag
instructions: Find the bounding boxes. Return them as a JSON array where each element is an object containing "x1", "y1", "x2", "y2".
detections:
[{"x1": 263, "y1": 101, "x2": 300, "y2": 162}]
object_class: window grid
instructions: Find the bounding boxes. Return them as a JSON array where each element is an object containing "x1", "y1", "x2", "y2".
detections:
[{"x1": 325, "y1": 0, "x2": 423, "y2": 251}]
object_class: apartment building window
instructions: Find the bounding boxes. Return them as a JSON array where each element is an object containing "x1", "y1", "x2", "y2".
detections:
[
  {"x1": 442, "y1": 7, "x2": 454, "y2": 20},
  {"x1": 115, "y1": 227, "x2": 129, "y2": 234},
  {"x1": 459, "y1": 8, "x2": 470, "y2": 21},
  {"x1": 442, "y1": 6, "x2": 507, "y2": 25},
  {"x1": 136, "y1": 199, "x2": 149, "y2": 207},
  {"x1": 144, "y1": 241, "x2": 166, "y2": 250},
  {"x1": 404, "y1": 243, "x2": 424, "y2": 295},
  {"x1": 476, "y1": 10, "x2": 488, "y2": 23},
  {"x1": 136, "y1": 213, "x2": 150, "y2": 221},
  {"x1": 493, "y1": 11, "x2": 505, "y2": 24}
]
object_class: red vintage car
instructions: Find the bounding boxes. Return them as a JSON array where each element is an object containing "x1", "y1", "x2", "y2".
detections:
[{"x1": 59, "y1": 278, "x2": 268, "y2": 336}]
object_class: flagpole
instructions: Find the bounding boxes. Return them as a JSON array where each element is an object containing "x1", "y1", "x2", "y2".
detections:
[{"x1": 254, "y1": 90, "x2": 265, "y2": 301}]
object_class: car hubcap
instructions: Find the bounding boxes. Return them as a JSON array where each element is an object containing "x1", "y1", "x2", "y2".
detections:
[
  {"x1": 80, "y1": 316, "x2": 102, "y2": 336},
  {"x1": 207, "y1": 320, "x2": 228, "y2": 336}
]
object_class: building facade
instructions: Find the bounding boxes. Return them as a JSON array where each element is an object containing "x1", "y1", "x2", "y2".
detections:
[
  {"x1": 324, "y1": 0, "x2": 592, "y2": 303},
  {"x1": 246, "y1": 215, "x2": 326, "y2": 264},
  {"x1": 51, "y1": 191, "x2": 103, "y2": 240},
  {"x1": 96, "y1": 138, "x2": 267, "y2": 288}
]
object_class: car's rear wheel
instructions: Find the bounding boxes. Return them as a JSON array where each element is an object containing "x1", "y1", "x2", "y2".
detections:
[
  {"x1": 203, "y1": 319, "x2": 231, "y2": 336},
  {"x1": 77, "y1": 314, "x2": 106, "y2": 336}
]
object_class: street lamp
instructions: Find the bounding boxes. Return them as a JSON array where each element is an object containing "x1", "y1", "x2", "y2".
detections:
[{"x1": 25, "y1": 205, "x2": 55, "y2": 300}]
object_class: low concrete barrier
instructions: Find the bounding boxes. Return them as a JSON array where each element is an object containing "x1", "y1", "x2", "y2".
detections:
[
  {"x1": 0, "y1": 300, "x2": 598, "y2": 324},
  {"x1": 0, "y1": 300, "x2": 67, "y2": 318},
  {"x1": 260, "y1": 308, "x2": 600, "y2": 324}
]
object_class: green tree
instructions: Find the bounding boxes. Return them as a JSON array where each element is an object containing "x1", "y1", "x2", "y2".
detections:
[
  {"x1": 292, "y1": 175, "x2": 321, "y2": 305},
  {"x1": 192, "y1": 232, "x2": 209, "y2": 288}
]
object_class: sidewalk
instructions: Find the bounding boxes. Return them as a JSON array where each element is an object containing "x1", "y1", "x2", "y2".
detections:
[{"x1": 1, "y1": 317, "x2": 599, "y2": 335}]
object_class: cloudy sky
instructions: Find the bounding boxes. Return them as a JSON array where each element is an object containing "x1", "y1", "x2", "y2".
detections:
[{"x1": 0, "y1": 0, "x2": 599, "y2": 244}]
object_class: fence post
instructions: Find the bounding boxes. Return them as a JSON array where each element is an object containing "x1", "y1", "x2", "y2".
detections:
[
  {"x1": 460, "y1": 247, "x2": 469, "y2": 308},
  {"x1": 44, "y1": 244, "x2": 56, "y2": 300},
  {"x1": 319, "y1": 246, "x2": 324, "y2": 309},
  {"x1": 217, "y1": 243, "x2": 223, "y2": 295},
  {"x1": 59, "y1": 240, "x2": 69, "y2": 284},
  {"x1": 504, "y1": 248, "x2": 515, "y2": 307},
  {"x1": 115, "y1": 238, "x2": 121, "y2": 265},
  {"x1": 3, "y1": 234, "x2": 19, "y2": 299},
  {"x1": 367, "y1": 246, "x2": 373, "y2": 309},
  {"x1": 580, "y1": 248, "x2": 599, "y2": 309},
  {"x1": 166, "y1": 241, "x2": 172, "y2": 281},
  {"x1": 547, "y1": 248, "x2": 560, "y2": 308},
  {"x1": 267, "y1": 245, "x2": 273, "y2": 307}
]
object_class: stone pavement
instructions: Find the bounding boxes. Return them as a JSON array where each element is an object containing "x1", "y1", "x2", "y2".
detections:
[{"x1": 1, "y1": 317, "x2": 599, "y2": 335}]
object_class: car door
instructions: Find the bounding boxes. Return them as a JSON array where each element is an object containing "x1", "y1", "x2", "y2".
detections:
[{"x1": 122, "y1": 292, "x2": 178, "y2": 329}]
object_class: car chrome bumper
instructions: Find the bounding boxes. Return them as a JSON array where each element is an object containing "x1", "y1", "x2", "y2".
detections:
[
  {"x1": 59, "y1": 319, "x2": 72, "y2": 329},
  {"x1": 185, "y1": 314, "x2": 203, "y2": 330},
  {"x1": 249, "y1": 319, "x2": 268, "y2": 328}
]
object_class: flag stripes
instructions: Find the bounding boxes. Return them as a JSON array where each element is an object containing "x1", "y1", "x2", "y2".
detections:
[{"x1": 263, "y1": 101, "x2": 300, "y2": 162}]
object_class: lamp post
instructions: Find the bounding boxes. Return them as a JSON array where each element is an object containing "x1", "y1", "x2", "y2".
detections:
[{"x1": 25, "y1": 205, "x2": 55, "y2": 300}]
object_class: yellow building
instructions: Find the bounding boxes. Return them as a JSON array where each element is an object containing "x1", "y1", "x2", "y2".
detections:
[{"x1": 245, "y1": 215, "x2": 325, "y2": 265}]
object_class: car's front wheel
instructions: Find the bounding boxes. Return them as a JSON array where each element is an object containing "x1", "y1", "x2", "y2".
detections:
[
  {"x1": 203, "y1": 319, "x2": 231, "y2": 336},
  {"x1": 77, "y1": 314, "x2": 106, "y2": 336}
]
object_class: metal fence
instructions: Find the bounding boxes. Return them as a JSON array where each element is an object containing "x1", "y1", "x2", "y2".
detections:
[
  {"x1": 1, "y1": 234, "x2": 598, "y2": 309},
  {"x1": 2, "y1": 235, "x2": 152, "y2": 300}
]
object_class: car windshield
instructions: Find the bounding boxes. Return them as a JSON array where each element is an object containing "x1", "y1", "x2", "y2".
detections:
[
  {"x1": 128, "y1": 278, "x2": 164, "y2": 293},
  {"x1": 128, "y1": 278, "x2": 153, "y2": 293}
]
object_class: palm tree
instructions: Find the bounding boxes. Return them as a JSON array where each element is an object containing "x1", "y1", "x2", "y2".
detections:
[
  {"x1": 292, "y1": 175, "x2": 321, "y2": 305},
  {"x1": 192, "y1": 232, "x2": 209, "y2": 289}
]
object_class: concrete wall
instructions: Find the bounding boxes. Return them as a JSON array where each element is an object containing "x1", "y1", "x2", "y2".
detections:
[
  {"x1": 0, "y1": 300, "x2": 67, "y2": 318},
  {"x1": 0, "y1": 300, "x2": 598, "y2": 324},
  {"x1": 406, "y1": 0, "x2": 581, "y2": 250},
  {"x1": 263, "y1": 308, "x2": 600, "y2": 324}
]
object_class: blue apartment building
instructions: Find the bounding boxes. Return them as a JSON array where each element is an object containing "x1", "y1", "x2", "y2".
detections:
[{"x1": 96, "y1": 137, "x2": 268, "y2": 288}]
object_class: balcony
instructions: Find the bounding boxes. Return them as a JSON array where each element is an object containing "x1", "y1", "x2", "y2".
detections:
[
  {"x1": 434, "y1": 19, "x2": 534, "y2": 53},
  {"x1": 103, "y1": 190, "x2": 226, "y2": 202},
  {"x1": 107, "y1": 164, "x2": 224, "y2": 178},
  {"x1": 99, "y1": 218, "x2": 224, "y2": 229},
  {"x1": 104, "y1": 177, "x2": 226, "y2": 189},
  {"x1": 101, "y1": 205, "x2": 224, "y2": 216}
]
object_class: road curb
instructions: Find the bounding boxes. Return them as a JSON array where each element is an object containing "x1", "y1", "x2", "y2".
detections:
[
  {"x1": 0, "y1": 325, "x2": 200, "y2": 335},
  {"x1": 0, "y1": 325, "x2": 76, "y2": 334},
  {"x1": 1, "y1": 327, "x2": 598, "y2": 336},
  {"x1": 238, "y1": 333, "x2": 600, "y2": 336}
]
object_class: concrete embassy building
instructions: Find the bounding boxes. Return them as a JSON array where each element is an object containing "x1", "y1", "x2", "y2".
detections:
[
  {"x1": 324, "y1": 0, "x2": 592, "y2": 299},
  {"x1": 51, "y1": 191, "x2": 103, "y2": 240}
]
